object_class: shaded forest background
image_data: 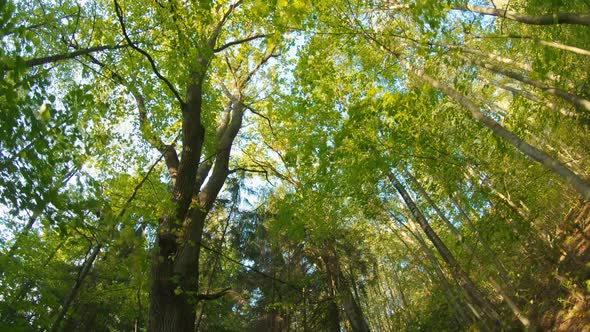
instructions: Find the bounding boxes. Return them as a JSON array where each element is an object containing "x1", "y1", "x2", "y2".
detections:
[{"x1": 1, "y1": 0, "x2": 589, "y2": 331}]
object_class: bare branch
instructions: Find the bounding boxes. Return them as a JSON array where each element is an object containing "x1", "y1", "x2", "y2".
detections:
[
  {"x1": 228, "y1": 167, "x2": 268, "y2": 175},
  {"x1": 244, "y1": 103, "x2": 274, "y2": 135}
]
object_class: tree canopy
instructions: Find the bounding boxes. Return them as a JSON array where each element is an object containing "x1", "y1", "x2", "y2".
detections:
[{"x1": 1, "y1": 0, "x2": 589, "y2": 331}]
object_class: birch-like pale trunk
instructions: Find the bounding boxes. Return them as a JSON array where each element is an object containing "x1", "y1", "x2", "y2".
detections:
[
  {"x1": 453, "y1": 5, "x2": 590, "y2": 27},
  {"x1": 462, "y1": 55, "x2": 590, "y2": 113},
  {"x1": 397, "y1": 57, "x2": 590, "y2": 200}
]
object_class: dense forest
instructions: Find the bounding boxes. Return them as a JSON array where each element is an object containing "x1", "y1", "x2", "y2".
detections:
[{"x1": 1, "y1": 0, "x2": 589, "y2": 331}]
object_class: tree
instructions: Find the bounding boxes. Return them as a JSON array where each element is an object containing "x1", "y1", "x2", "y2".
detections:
[{"x1": 2, "y1": 0, "x2": 590, "y2": 330}]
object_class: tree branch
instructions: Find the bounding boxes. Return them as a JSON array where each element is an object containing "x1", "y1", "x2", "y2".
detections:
[
  {"x1": 83, "y1": 53, "x2": 180, "y2": 182},
  {"x1": 240, "y1": 46, "x2": 278, "y2": 89},
  {"x1": 113, "y1": 0, "x2": 184, "y2": 106},
  {"x1": 196, "y1": 288, "x2": 231, "y2": 301},
  {"x1": 214, "y1": 34, "x2": 270, "y2": 53},
  {"x1": 454, "y1": 5, "x2": 590, "y2": 27},
  {"x1": 228, "y1": 167, "x2": 268, "y2": 175},
  {"x1": 1, "y1": 44, "x2": 128, "y2": 71},
  {"x1": 208, "y1": 0, "x2": 244, "y2": 48}
]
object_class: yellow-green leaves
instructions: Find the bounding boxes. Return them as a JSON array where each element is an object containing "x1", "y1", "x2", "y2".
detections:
[{"x1": 34, "y1": 103, "x2": 52, "y2": 122}]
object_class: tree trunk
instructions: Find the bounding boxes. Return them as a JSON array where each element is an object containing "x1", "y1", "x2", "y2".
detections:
[
  {"x1": 454, "y1": 5, "x2": 590, "y2": 27},
  {"x1": 467, "y1": 34, "x2": 590, "y2": 57},
  {"x1": 397, "y1": 57, "x2": 590, "y2": 200},
  {"x1": 393, "y1": 221, "x2": 474, "y2": 327},
  {"x1": 51, "y1": 244, "x2": 101, "y2": 332},
  {"x1": 326, "y1": 299, "x2": 341, "y2": 332},
  {"x1": 148, "y1": 268, "x2": 197, "y2": 332},
  {"x1": 322, "y1": 249, "x2": 370, "y2": 332},
  {"x1": 7, "y1": 212, "x2": 39, "y2": 257},
  {"x1": 463, "y1": 55, "x2": 590, "y2": 113},
  {"x1": 148, "y1": 208, "x2": 207, "y2": 332},
  {"x1": 529, "y1": 38, "x2": 590, "y2": 57},
  {"x1": 486, "y1": 79, "x2": 588, "y2": 125},
  {"x1": 324, "y1": 258, "x2": 341, "y2": 332},
  {"x1": 450, "y1": 195, "x2": 511, "y2": 285},
  {"x1": 388, "y1": 172, "x2": 503, "y2": 326},
  {"x1": 406, "y1": 172, "x2": 512, "y2": 285},
  {"x1": 404, "y1": 171, "x2": 531, "y2": 328},
  {"x1": 340, "y1": 279, "x2": 370, "y2": 332},
  {"x1": 457, "y1": 46, "x2": 575, "y2": 88},
  {"x1": 394, "y1": 214, "x2": 476, "y2": 325}
]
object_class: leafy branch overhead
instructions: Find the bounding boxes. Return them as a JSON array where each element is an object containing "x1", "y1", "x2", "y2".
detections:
[{"x1": 1, "y1": 0, "x2": 590, "y2": 331}]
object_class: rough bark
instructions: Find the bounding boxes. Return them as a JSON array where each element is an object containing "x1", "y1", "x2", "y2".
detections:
[
  {"x1": 148, "y1": 86, "x2": 246, "y2": 332},
  {"x1": 398, "y1": 58, "x2": 590, "y2": 200},
  {"x1": 147, "y1": 92, "x2": 211, "y2": 332}
]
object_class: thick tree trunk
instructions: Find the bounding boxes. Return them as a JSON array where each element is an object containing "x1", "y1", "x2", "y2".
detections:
[
  {"x1": 148, "y1": 258, "x2": 196, "y2": 332},
  {"x1": 454, "y1": 5, "x2": 590, "y2": 27},
  {"x1": 340, "y1": 280, "x2": 370, "y2": 332},
  {"x1": 388, "y1": 172, "x2": 503, "y2": 326},
  {"x1": 323, "y1": 255, "x2": 342, "y2": 332},
  {"x1": 326, "y1": 298, "x2": 341, "y2": 332},
  {"x1": 149, "y1": 207, "x2": 207, "y2": 332},
  {"x1": 398, "y1": 58, "x2": 590, "y2": 200}
]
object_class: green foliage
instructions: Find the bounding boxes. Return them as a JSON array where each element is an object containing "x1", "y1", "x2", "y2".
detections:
[{"x1": 2, "y1": 0, "x2": 590, "y2": 330}]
